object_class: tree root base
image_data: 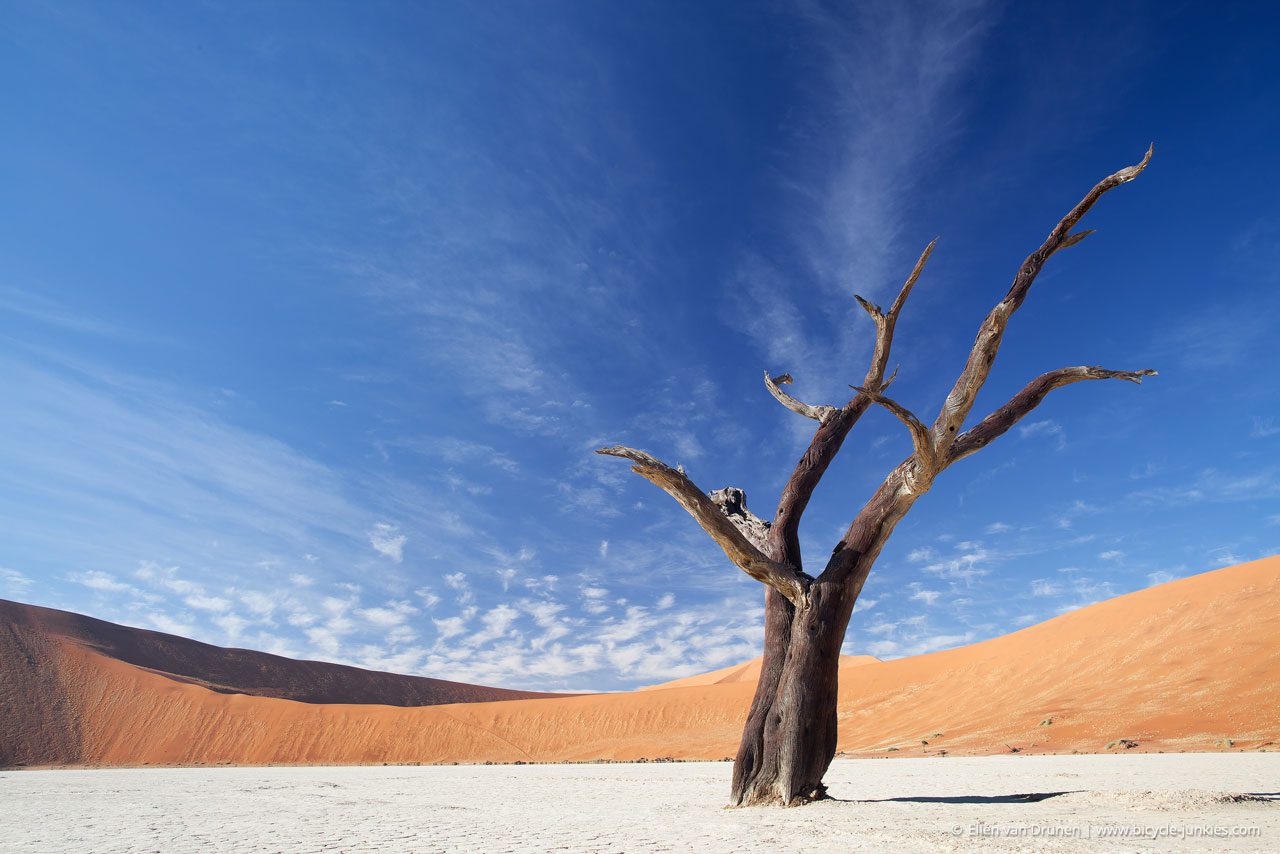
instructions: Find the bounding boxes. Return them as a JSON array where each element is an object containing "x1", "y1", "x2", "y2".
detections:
[{"x1": 728, "y1": 783, "x2": 829, "y2": 809}]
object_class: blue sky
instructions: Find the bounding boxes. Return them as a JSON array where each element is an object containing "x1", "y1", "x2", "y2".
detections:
[{"x1": 2, "y1": 1, "x2": 1278, "y2": 692}]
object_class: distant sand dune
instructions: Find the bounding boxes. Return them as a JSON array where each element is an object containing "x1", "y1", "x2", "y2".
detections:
[
  {"x1": 2, "y1": 557, "x2": 1277, "y2": 768},
  {"x1": 639, "y1": 654, "x2": 879, "y2": 691}
]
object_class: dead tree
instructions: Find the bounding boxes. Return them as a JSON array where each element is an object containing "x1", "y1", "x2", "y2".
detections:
[{"x1": 598, "y1": 148, "x2": 1157, "y2": 806}]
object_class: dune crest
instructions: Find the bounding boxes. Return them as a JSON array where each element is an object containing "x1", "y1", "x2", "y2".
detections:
[{"x1": 3, "y1": 557, "x2": 1277, "y2": 768}]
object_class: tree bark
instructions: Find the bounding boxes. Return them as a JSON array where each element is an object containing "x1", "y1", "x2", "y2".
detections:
[
  {"x1": 729, "y1": 580, "x2": 851, "y2": 806},
  {"x1": 730, "y1": 587, "x2": 796, "y2": 803},
  {"x1": 730, "y1": 467, "x2": 918, "y2": 807}
]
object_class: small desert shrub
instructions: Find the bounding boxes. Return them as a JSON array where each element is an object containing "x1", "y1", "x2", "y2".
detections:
[{"x1": 1105, "y1": 738, "x2": 1139, "y2": 750}]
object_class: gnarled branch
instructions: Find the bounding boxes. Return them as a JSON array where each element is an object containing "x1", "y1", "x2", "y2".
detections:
[
  {"x1": 772, "y1": 240, "x2": 935, "y2": 549},
  {"x1": 855, "y1": 239, "x2": 935, "y2": 390},
  {"x1": 849, "y1": 385, "x2": 936, "y2": 468},
  {"x1": 709, "y1": 487, "x2": 772, "y2": 550},
  {"x1": 947, "y1": 366, "x2": 1157, "y2": 465},
  {"x1": 764, "y1": 372, "x2": 836, "y2": 423},
  {"x1": 931, "y1": 146, "x2": 1153, "y2": 452},
  {"x1": 596, "y1": 446, "x2": 810, "y2": 606}
]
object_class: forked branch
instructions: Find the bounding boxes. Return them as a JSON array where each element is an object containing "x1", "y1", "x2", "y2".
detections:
[
  {"x1": 931, "y1": 146, "x2": 1153, "y2": 451},
  {"x1": 849, "y1": 385, "x2": 936, "y2": 468},
  {"x1": 855, "y1": 239, "x2": 936, "y2": 390},
  {"x1": 1051, "y1": 228, "x2": 1096, "y2": 255},
  {"x1": 772, "y1": 240, "x2": 935, "y2": 546},
  {"x1": 947, "y1": 366, "x2": 1157, "y2": 465},
  {"x1": 595, "y1": 446, "x2": 811, "y2": 606}
]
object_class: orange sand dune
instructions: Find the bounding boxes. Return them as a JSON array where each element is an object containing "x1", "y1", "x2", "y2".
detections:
[
  {"x1": 0, "y1": 598, "x2": 564, "y2": 766},
  {"x1": 2, "y1": 557, "x2": 1277, "y2": 768},
  {"x1": 640, "y1": 654, "x2": 879, "y2": 691}
]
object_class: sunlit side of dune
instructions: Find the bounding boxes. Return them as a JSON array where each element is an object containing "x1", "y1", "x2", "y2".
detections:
[
  {"x1": 2, "y1": 557, "x2": 1276, "y2": 767},
  {"x1": 638, "y1": 654, "x2": 880, "y2": 691}
]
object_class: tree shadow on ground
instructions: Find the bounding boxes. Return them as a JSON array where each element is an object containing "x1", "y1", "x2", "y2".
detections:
[
  {"x1": 831, "y1": 791, "x2": 1280, "y2": 806},
  {"x1": 838, "y1": 791, "x2": 1078, "y2": 805}
]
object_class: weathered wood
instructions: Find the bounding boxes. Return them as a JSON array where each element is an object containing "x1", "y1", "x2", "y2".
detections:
[
  {"x1": 930, "y1": 146, "x2": 1153, "y2": 457},
  {"x1": 731, "y1": 578, "x2": 851, "y2": 806},
  {"x1": 848, "y1": 385, "x2": 938, "y2": 474},
  {"x1": 595, "y1": 446, "x2": 811, "y2": 607},
  {"x1": 597, "y1": 150, "x2": 1157, "y2": 807},
  {"x1": 948, "y1": 366, "x2": 1157, "y2": 465},
  {"x1": 763, "y1": 373, "x2": 837, "y2": 423},
  {"x1": 771, "y1": 239, "x2": 935, "y2": 554}
]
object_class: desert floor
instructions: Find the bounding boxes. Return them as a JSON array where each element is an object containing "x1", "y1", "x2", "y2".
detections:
[{"x1": 2, "y1": 754, "x2": 1276, "y2": 852}]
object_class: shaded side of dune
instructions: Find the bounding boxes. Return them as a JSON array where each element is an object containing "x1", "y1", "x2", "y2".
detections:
[
  {"x1": 0, "y1": 610, "x2": 82, "y2": 766},
  {"x1": 2, "y1": 557, "x2": 1278, "y2": 768},
  {"x1": 0, "y1": 600, "x2": 564, "y2": 708}
]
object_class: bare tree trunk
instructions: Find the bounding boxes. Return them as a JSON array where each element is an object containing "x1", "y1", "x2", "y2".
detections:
[
  {"x1": 730, "y1": 581, "x2": 852, "y2": 806},
  {"x1": 730, "y1": 588, "x2": 793, "y2": 802},
  {"x1": 731, "y1": 490, "x2": 900, "y2": 807}
]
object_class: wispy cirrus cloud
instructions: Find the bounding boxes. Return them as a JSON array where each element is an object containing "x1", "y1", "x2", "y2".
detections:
[
  {"x1": 1252, "y1": 417, "x2": 1280, "y2": 439},
  {"x1": 0, "y1": 567, "x2": 33, "y2": 592},
  {"x1": 1127, "y1": 467, "x2": 1280, "y2": 508},
  {"x1": 729, "y1": 1, "x2": 992, "y2": 401},
  {"x1": 1019, "y1": 419, "x2": 1067, "y2": 450},
  {"x1": 0, "y1": 285, "x2": 161, "y2": 343}
]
